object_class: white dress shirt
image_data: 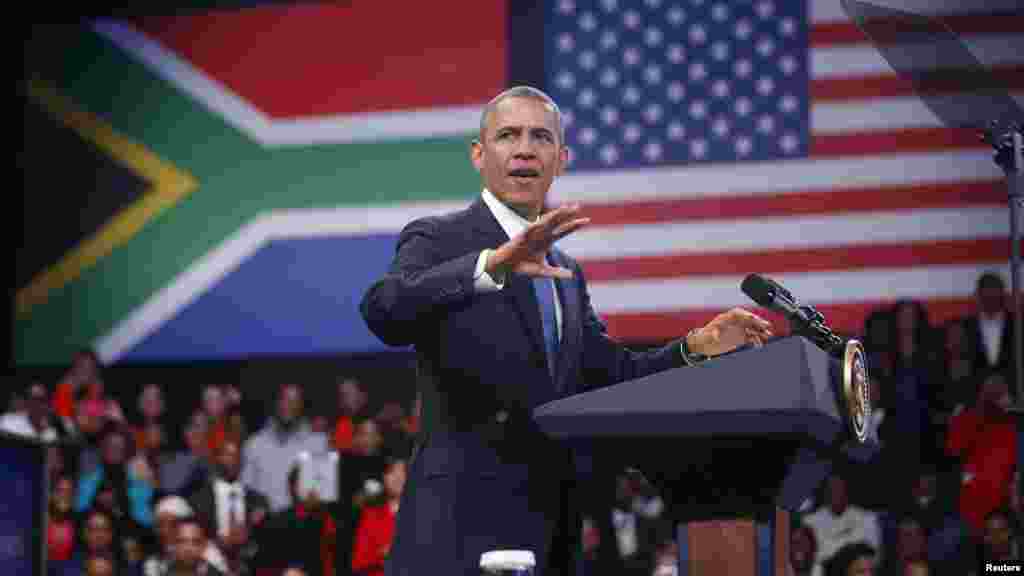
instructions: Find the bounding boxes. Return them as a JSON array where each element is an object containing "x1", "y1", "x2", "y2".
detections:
[
  {"x1": 214, "y1": 477, "x2": 246, "y2": 539},
  {"x1": 979, "y1": 312, "x2": 1004, "y2": 366},
  {"x1": 473, "y1": 188, "x2": 562, "y2": 340}
]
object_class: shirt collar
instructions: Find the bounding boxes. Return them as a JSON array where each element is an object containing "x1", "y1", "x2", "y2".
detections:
[
  {"x1": 215, "y1": 477, "x2": 241, "y2": 490},
  {"x1": 481, "y1": 188, "x2": 538, "y2": 240},
  {"x1": 980, "y1": 311, "x2": 1004, "y2": 324}
]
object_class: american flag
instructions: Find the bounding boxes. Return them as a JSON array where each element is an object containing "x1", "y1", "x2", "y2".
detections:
[{"x1": 543, "y1": 0, "x2": 1024, "y2": 341}]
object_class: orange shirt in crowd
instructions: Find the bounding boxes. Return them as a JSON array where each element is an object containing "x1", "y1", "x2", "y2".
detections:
[
  {"x1": 352, "y1": 503, "x2": 398, "y2": 576},
  {"x1": 946, "y1": 407, "x2": 1018, "y2": 535}
]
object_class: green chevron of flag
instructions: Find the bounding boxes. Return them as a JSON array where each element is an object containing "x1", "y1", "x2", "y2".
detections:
[{"x1": 19, "y1": 24, "x2": 480, "y2": 366}]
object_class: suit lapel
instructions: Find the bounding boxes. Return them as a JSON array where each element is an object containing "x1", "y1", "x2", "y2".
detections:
[{"x1": 468, "y1": 198, "x2": 549, "y2": 370}]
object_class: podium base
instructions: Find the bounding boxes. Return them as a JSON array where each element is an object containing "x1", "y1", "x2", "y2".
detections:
[{"x1": 678, "y1": 509, "x2": 789, "y2": 576}]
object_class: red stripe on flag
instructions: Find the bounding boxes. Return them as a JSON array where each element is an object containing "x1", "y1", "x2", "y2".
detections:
[
  {"x1": 579, "y1": 238, "x2": 1010, "y2": 282},
  {"x1": 134, "y1": 2, "x2": 506, "y2": 119},
  {"x1": 811, "y1": 65, "x2": 1024, "y2": 101},
  {"x1": 810, "y1": 12, "x2": 1024, "y2": 47},
  {"x1": 601, "y1": 297, "x2": 977, "y2": 342},
  {"x1": 578, "y1": 180, "x2": 1005, "y2": 227},
  {"x1": 811, "y1": 127, "x2": 985, "y2": 156}
]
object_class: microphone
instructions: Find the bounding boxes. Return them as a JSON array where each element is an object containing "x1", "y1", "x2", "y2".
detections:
[
  {"x1": 741, "y1": 274, "x2": 812, "y2": 324},
  {"x1": 741, "y1": 273, "x2": 846, "y2": 356}
]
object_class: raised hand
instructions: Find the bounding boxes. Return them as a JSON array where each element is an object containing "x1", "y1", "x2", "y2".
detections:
[
  {"x1": 690, "y1": 308, "x2": 774, "y2": 357},
  {"x1": 485, "y1": 203, "x2": 590, "y2": 279}
]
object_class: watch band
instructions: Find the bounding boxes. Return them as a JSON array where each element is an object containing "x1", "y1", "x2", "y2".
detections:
[{"x1": 680, "y1": 328, "x2": 707, "y2": 366}]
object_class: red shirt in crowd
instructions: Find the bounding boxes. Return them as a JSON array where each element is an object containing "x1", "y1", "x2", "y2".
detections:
[
  {"x1": 351, "y1": 502, "x2": 398, "y2": 576},
  {"x1": 334, "y1": 416, "x2": 354, "y2": 452},
  {"x1": 47, "y1": 519, "x2": 75, "y2": 562},
  {"x1": 946, "y1": 407, "x2": 1018, "y2": 535}
]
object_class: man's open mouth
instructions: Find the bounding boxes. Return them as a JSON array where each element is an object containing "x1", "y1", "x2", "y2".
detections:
[{"x1": 508, "y1": 168, "x2": 540, "y2": 178}]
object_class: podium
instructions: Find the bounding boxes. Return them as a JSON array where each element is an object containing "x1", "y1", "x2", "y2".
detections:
[
  {"x1": 534, "y1": 336, "x2": 875, "y2": 575},
  {"x1": 0, "y1": 432, "x2": 50, "y2": 576}
]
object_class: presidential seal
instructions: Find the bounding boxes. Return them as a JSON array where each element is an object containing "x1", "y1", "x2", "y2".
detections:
[{"x1": 842, "y1": 338, "x2": 871, "y2": 443}]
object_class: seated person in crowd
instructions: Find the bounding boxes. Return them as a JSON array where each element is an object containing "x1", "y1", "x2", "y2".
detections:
[
  {"x1": 879, "y1": 514, "x2": 930, "y2": 576},
  {"x1": 263, "y1": 465, "x2": 337, "y2": 576},
  {"x1": 49, "y1": 475, "x2": 78, "y2": 570},
  {"x1": 144, "y1": 496, "x2": 229, "y2": 576},
  {"x1": 352, "y1": 456, "x2": 407, "y2": 576},
  {"x1": 165, "y1": 515, "x2": 226, "y2": 576},
  {"x1": 824, "y1": 542, "x2": 876, "y2": 576},
  {"x1": 790, "y1": 522, "x2": 822, "y2": 576},
  {"x1": 945, "y1": 371, "x2": 1017, "y2": 538},
  {"x1": 76, "y1": 424, "x2": 154, "y2": 529},
  {"x1": 189, "y1": 439, "x2": 270, "y2": 576},
  {"x1": 0, "y1": 382, "x2": 59, "y2": 441},
  {"x1": 804, "y1": 474, "x2": 882, "y2": 574},
  {"x1": 159, "y1": 411, "x2": 212, "y2": 498},
  {"x1": 242, "y1": 383, "x2": 328, "y2": 514},
  {"x1": 979, "y1": 507, "x2": 1020, "y2": 565}
]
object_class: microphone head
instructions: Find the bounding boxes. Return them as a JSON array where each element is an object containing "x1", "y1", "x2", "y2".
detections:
[{"x1": 741, "y1": 273, "x2": 778, "y2": 308}]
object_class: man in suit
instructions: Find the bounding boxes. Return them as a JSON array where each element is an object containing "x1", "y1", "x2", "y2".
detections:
[
  {"x1": 190, "y1": 439, "x2": 270, "y2": 575},
  {"x1": 964, "y1": 271, "x2": 1016, "y2": 393},
  {"x1": 360, "y1": 85, "x2": 774, "y2": 576}
]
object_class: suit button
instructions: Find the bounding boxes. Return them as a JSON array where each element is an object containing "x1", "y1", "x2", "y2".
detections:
[{"x1": 495, "y1": 410, "x2": 509, "y2": 424}]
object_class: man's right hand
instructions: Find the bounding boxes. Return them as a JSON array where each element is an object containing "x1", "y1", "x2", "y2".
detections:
[{"x1": 485, "y1": 203, "x2": 590, "y2": 279}]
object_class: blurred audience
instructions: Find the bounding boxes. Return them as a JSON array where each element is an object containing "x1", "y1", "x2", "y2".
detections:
[{"x1": 17, "y1": 268, "x2": 1019, "y2": 576}]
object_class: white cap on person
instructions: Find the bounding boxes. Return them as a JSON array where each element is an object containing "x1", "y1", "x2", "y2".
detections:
[{"x1": 480, "y1": 550, "x2": 535, "y2": 574}]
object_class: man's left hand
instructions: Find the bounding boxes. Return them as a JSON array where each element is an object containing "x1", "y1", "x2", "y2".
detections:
[{"x1": 689, "y1": 308, "x2": 773, "y2": 357}]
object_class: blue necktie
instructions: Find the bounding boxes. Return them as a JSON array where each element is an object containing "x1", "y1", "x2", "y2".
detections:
[{"x1": 532, "y1": 270, "x2": 559, "y2": 382}]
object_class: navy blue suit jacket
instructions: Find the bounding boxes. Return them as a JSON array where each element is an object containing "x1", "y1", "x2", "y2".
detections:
[{"x1": 360, "y1": 196, "x2": 686, "y2": 576}]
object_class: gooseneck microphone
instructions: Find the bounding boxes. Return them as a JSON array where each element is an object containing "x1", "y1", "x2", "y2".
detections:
[{"x1": 741, "y1": 273, "x2": 846, "y2": 357}]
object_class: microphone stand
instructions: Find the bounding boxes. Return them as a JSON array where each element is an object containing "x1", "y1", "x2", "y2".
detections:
[
  {"x1": 790, "y1": 305, "x2": 846, "y2": 358},
  {"x1": 984, "y1": 120, "x2": 1024, "y2": 405}
]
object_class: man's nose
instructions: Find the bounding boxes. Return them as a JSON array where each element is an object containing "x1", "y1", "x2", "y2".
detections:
[{"x1": 513, "y1": 136, "x2": 537, "y2": 157}]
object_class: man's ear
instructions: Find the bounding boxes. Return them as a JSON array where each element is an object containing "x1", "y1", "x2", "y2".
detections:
[
  {"x1": 470, "y1": 139, "x2": 484, "y2": 172},
  {"x1": 556, "y1": 145, "x2": 570, "y2": 176}
]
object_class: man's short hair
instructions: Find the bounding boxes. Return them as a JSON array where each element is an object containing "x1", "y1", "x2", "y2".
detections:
[
  {"x1": 478, "y1": 86, "x2": 566, "y2": 144},
  {"x1": 825, "y1": 541, "x2": 875, "y2": 576},
  {"x1": 156, "y1": 495, "x2": 193, "y2": 519},
  {"x1": 977, "y1": 271, "x2": 1005, "y2": 292}
]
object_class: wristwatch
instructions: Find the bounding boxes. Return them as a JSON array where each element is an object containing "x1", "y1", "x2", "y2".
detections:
[{"x1": 680, "y1": 328, "x2": 707, "y2": 366}]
